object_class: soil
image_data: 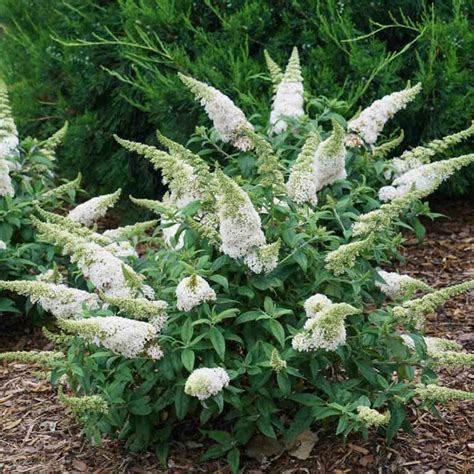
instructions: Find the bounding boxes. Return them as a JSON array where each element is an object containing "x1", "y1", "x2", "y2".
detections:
[{"x1": 1, "y1": 200, "x2": 473, "y2": 473}]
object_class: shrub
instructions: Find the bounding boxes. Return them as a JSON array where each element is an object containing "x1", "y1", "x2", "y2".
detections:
[
  {"x1": 1, "y1": 54, "x2": 473, "y2": 472},
  {"x1": 0, "y1": 79, "x2": 80, "y2": 324},
  {"x1": 0, "y1": 0, "x2": 472, "y2": 196}
]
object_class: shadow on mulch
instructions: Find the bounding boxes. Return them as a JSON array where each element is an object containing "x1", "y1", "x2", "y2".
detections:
[{"x1": 0, "y1": 200, "x2": 473, "y2": 473}]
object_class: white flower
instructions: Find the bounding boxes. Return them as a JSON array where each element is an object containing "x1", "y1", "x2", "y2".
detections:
[
  {"x1": 184, "y1": 367, "x2": 230, "y2": 400},
  {"x1": 216, "y1": 171, "x2": 266, "y2": 260},
  {"x1": 73, "y1": 242, "x2": 138, "y2": 299},
  {"x1": 0, "y1": 158, "x2": 14, "y2": 197},
  {"x1": 348, "y1": 83, "x2": 422, "y2": 145},
  {"x1": 179, "y1": 73, "x2": 254, "y2": 151},
  {"x1": 104, "y1": 241, "x2": 138, "y2": 259},
  {"x1": 244, "y1": 241, "x2": 280, "y2": 274},
  {"x1": 59, "y1": 316, "x2": 163, "y2": 360},
  {"x1": 0, "y1": 240, "x2": 6, "y2": 250},
  {"x1": 0, "y1": 134, "x2": 19, "y2": 160},
  {"x1": 176, "y1": 275, "x2": 216, "y2": 312},
  {"x1": 376, "y1": 270, "x2": 431, "y2": 298},
  {"x1": 68, "y1": 189, "x2": 121, "y2": 227},
  {"x1": 311, "y1": 120, "x2": 347, "y2": 192},
  {"x1": 269, "y1": 47, "x2": 304, "y2": 135},
  {"x1": 304, "y1": 293, "x2": 333, "y2": 318}
]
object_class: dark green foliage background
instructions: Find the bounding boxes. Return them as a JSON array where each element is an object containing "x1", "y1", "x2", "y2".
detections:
[{"x1": 0, "y1": 0, "x2": 472, "y2": 197}]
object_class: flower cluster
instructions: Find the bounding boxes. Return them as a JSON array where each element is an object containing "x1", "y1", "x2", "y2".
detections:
[
  {"x1": 348, "y1": 83, "x2": 422, "y2": 145},
  {"x1": 68, "y1": 189, "x2": 121, "y2": 227},
  {"x1": 325, "y1": 234, "x2": 375, "y2": 275},
  {"x1": 176, "y1": 275, "x2": 216, "y2": 312},
  {"x1": 0, "y1": 239, "x2": 6, "y2": 250},
  {"x1": 356, "y1": 406, "x2": 390, "y2": 427},
  {"x1": 0, "y1": 350, "x2": 65, "y2": 367},
  {"x1": 415, "y1": 384, "x2": 474, "y2": 403},
  {"x1": 0, "y1": 280, "x2": 101, "y2": 319},
  {"x1": 179, "y1": 73, "x2": 254, "y2": 151},
  {"x1": 102, "y1": 219, "x2": 158, "y2": 241},
  {"x1": 387, "y1": 121, "x2": 474, "y2": 179},
  {"x1": 58, "y1": 387, "x2": 108, "y2": 414},
  {"x1": 244, "y1": 241, "x2": 281, "y2": 274},
  {"x1": 392, "y1": 279, "x2": 474, "y2": 329},
  {"x1": 0, "y1": 156, "x2": 14, "y2": 197},
  {"x1": 379, "y1": 154, "x2": 474, "y2": 202},
  {"x1": 184, "y1": 367, "x2": 230, "y2": 400},
  {"x1": 58, "y1": 316, "x2": 163, "y2": 360},
  {"x1": 292, "y1": 299, "x2": 360, "y2": 352},
  {"x1": 0, "y1": 79, "x2": 19, "y2": 161},
  {"x1": 269, "y1": 47, "x2": 304, "y2": 135},
  {"x1": 376, "y1": 270, "x2": 432, "y2": 299}
]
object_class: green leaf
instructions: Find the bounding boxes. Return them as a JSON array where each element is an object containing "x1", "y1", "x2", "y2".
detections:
[
  {"x1": 181, "y1": 318, "x2": 193, "y2": 344},
  {"x1": 129, "y1": 397, "x2": 152, "y2": 416},
  {"x1": 174, "y1": 388, "x2": 189, "y2": 420},
  {"x1": 209, "y1": 326, "x2": 226, "y2": 361},
  {"x1": 201, "y1": 443, "x2": 232, "y2": 461},
  {"x1": 181, "y1": 348, "x2": 195, "y2": 372},
  {"x1": 0, "y1": 298, "x2": 21, "y2": 314},
  {"x1": 227, "y1": 447, "x2": 240, "y2": 474},
  {"x1": 386, "y1": 402, "x2": 406, "y2": 443},
  {"x1": 266, "y1": 319, "x2": 285, "y2": 348},
  {"x1": 257, "y1": 416, "x2": 276, "y2": 438},
  {"x1": 209, "y1": 274, "x2": 229, "y2": 291}
]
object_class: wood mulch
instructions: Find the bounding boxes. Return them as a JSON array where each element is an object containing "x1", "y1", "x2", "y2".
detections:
[{"x1": 0, "y1": 200, "x2": 473, "y2": 473}]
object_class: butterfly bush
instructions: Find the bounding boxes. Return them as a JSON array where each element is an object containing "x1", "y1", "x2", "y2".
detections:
[{"x1": 1, "y1": 52, "x2": 473, "y2": 468}]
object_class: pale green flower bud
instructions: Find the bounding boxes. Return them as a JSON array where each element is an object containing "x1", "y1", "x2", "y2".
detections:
[{"x1": 356, "y1": 406, "x2": 390, "y2": 427}]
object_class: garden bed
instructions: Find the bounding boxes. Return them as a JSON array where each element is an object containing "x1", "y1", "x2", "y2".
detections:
[{"x1": 1, "y1": 200, "x2": 473, "y2": 473}]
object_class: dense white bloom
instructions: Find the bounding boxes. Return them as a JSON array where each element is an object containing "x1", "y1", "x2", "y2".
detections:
[
  {"x1": 348, "y1": 83, "x2": 422, "y2": 145},
  {"x1": 176, "y1": 275, "x2": 216, "y2": 312},
  {"x1": 286, "y1": 130, "x2": 320, "y2": 205},
  {"x1": 216, "y1": 171, "x2": 266, "y2": 260},
  {"x1": 0, "y1": 158, "x2": 14, "y2": 197},
  {"x1": 0, "y1": 240, "x2": 6, "y2": 250},
  {"x1": 356, "y1": 406, "x2": 390, "y2": 427},
  {"x1": 269, "y1": 47, "x2": 304, "y2": 135},
  {"x1": 379, "y1": 154, "x2": 474, "y2": 202},
  {"x1": 0, "y1": 80, "x2": 20, "y2": 160},
  {"x1": 304, "y1": 293, "x2": 333, "y2": 319},
  {"x1": 104, "y1": 241, "x2": 138, "y2": 259},
  {"x1": 0, "y1": 280, "x2": 101, "y2": 319},
  {"x1": 59, "y1": 316, "x2": 163, "y2": 360},
  {"x1": 376, "y1": 270, "x2": 431, "y2": 298},
  {"x1": 72, "y1": 242, "x2": 138, "y2": 299},
  {"x1": 179, "y1": 73, "x2": 254, "y2": 151},
  {"x1": 244, "y1": 241, "x2": 280, "y2": 274},
  {"x1": 68, "y1": 189, "x2": 121, "y2": 227},
  {"x1": 312, "y1": 120, "x2": 347, "y2": 192},
  {"x1": 293, "y1": 302, "x2": 359, "y2": 352},
  {"x1": 184, "y1": 367, "x2": 230, "y2": 400}
]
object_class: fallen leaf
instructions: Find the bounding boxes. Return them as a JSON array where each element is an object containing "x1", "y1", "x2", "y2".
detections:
[
  {"x1": 3, "y1": 419, "x2": 21, "y2": 430},
  {"x1": 289, "y1": 430, "x2": 318, "y2": 460},
  {"x1": 245, "y1": 435, "x2": 283, "y2": 461},
  {"x1": 72, "y1": 459, "x2": 88, "y2": 472}
]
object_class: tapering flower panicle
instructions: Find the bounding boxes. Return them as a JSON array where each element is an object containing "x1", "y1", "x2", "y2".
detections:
[
  {"x1": 0, "y1": 79, "x2": 19, "y2": 160},
  {"x1": 58, "y1": 387, "x2": 108, "y2": 414},
  {"x1": 241, "y1": 128, "x2": 285, "y2": 190},
  {"x1": 179, "y1": 73, "x2": 254, "y2": 151},
  {"x1": 292, "y1": 302, "x2": 360, "y2": 352},
  {"x1": 264, "y1": 50, "x2": 283, "y2": 92},
  {"x1": 103, "y1": 220, "x2": 158, "y2": 241},
  {"x1": 312, "y1": 120, "x2": 347, "y2": 192},
  {"x1": 244, "y1": 240, "x2": 280, "y2": 274},
  {"x1": 286, "y1": 130, "x2": 321, "y2": 205},
  {"x1": 371, "y1": 130, "x2": 404, "y2": 158},
  {"x1": 184, "y1": 367, "x2": 230, "y2": 400},
  {"x1": 348, "y1": 83, "x2": 422, "y2": 145},
  {"x1": 68, "y1": 189, "x2": 121, "y2": 227},
  {"x1": 0, "y1": 350, "x2": 65, "y2": 367},
  {"x1": 215, "y1": 170, "x2": 266, "y2": 261},
  {"x1": 176, "y1": 275, "x2": 216, "y2": 312},
  {"x1": 352, "y1": 189, "x2": 423, "y2": 237},
  {"x1": 325, "y1": 234, "x2": 375, "y2": 275},
  {"x1": 304, "y1": 293, "x2": 333, "y2": 318},
  {"x1": 0, "y1": 157, "x2": 14, "y2": 196},
  {"x1": 39, "y1": 122, "x2": 68, "y2": 161},
  {"x1": 129, "y1": 195, "x2": 170, "y2": 215},
  {"x1": 0, "y1": 280, "x2": 101, "y2": 319},
  {"x1": 415, "y1": 384, "x2": 474, "y2": 402},
  {"x1": 387, "y1": 121, "x2": 474, "y2": 179},
  {"x1": 270, "y1": 349, "x2": 287, "y2": 372},
  {"x1": 41, "y1": 173, "x2": 82, "y2": 200},
  {"x1": 376, "y1": 270, "x2": 432, "y2": 299},
  {"x1": 379, "y1": 154, "x2": 474, "y2": 202},
  {"x1": 269, "y1": 47, "x2": 304, "y2": 135},
  {"x1": 105, "y1": 296, "x2": 168, "y2": 331},
  {"x1": 58, "y1": 316, "x2": 163, "y2": 360},
  {"x1": 34, "y1": 219, "x2": 143, "y2": 299},
  {"x1": 392, "y1": 279, "x2": 474, "y2": 328},
  {"x1": 356, "y1": 406, "x2": 390, "y2": 427}
]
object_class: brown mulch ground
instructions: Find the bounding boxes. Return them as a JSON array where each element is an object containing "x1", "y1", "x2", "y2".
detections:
[{"x1": 1, "y1": 201, "x2": 473, "y2": 473}]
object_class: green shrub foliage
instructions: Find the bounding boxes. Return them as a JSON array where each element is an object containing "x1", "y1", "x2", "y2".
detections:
[
  {"x1": 1, "y1": 55, "x2": 473, "y2": 472},
  {"x1": 0, "y1": 0, "x2": 472, "y2": 196}
]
